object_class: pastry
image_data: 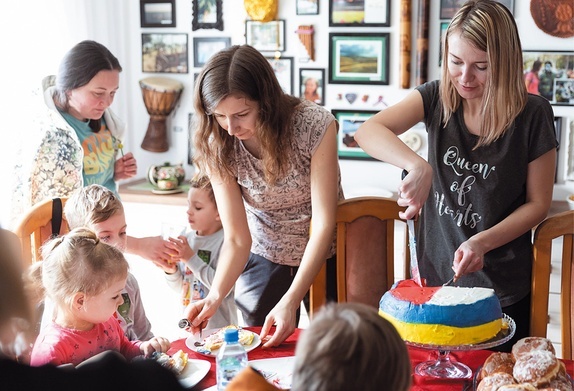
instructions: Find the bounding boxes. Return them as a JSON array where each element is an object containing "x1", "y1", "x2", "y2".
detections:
[
  {"x1": 511, "y1": 337, "x2": 556, "y2": 360},
  {"x1": 512, "y1": 350, "x2": 561, "y2": 386},
  {"x1": 478, "y1": 352, "x2": 515, "y2": 383},
  {"x1": 477, "y1": 372, "x2": 516, "y2": 391}
]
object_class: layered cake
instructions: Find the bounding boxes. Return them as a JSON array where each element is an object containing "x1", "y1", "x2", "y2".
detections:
[{"x1": 379, "y1": 280, "x2": 503, "y2": 346}]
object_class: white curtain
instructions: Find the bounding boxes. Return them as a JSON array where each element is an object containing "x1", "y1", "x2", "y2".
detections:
[{"x1": 1, "y1": 0, "x2": 128, "y2": 227}]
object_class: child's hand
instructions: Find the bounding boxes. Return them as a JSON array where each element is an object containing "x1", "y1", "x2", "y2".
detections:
[
  {"x1": 151, "y1": 258, "x2": 178, "y2": 274},
  {"x1": 140, "y1": 336, "x2": 171, "y2": 358},
  {"x1": 169, "y1": 236, "x2": 195, "y2": 261}
]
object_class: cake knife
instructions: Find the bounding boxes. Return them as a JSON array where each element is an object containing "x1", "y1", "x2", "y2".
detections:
[{"x1": 401, "y1": 170, "x2": 423, "y2": 287}]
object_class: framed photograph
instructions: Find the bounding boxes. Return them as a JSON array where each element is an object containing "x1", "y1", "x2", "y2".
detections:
[
  {"x1": 266, "y1": 56, "x2": 293, "y2": 94},
  {"x1": 439, "y1": 0, "x2": 514, "y2": 19},
  {"x1": 246, "y1": 20, "x2": 286, "y2": 52},
  {"x1": 299, "y1": 68, "x2": 325, "y2": 105},
  {"x1": 142, "y1": 33, "x2": 188, "y2": 73},
  {"x1": 328, "y1": 33, "x2": 390, "y2": 85},
  {"x1": 332, "y1": 110, "x2": 377, "y2": 160},
  {"x1": 297, "y1": 0, "x2": 319, "y2": 15},
  {"x1": 193, "y1": 37, "x2": 231, "y2": 67},
  {"x1": 523, "y1": 51, "x2": 574, "y2": 105},
  {"x1": 329, "y1": 0, "x2": 390, "y2": 27},
  {"x1": 192, "y1": 0, "x2": 223, "y2": 31},
  {"x1": 140, "y1": 0, "x2": 176, "y2": 27},
  {"x1": 439, "y1": 22, "x2": 449, "y2": 66}
]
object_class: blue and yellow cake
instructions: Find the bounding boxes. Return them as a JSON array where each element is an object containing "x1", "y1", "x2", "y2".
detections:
[{"x1": 378, "y1": 280, "x2": 502, "y2": 346}]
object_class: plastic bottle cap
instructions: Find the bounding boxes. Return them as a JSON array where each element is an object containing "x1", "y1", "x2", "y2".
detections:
[{"x1": 224, "y1": 328, "x2": 239, "y2": 343}]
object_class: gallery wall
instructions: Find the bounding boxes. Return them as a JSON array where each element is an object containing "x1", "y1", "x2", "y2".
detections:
[{"x1": 124, "y1": 0, "x2": 574, "y2": 200}]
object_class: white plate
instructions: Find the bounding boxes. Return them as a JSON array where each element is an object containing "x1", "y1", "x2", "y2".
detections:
[
  {"x1": 185, "y1": 329, "x2": 261, "y2": 357},
  {"x1": 249, "y1": 356, "x2": 296, "y2": 390},
  {"x1": 178, "y1": 358, "x2": 211, "y2": 388},
  {"x1": 151, "y1": 188, "x2": 184, "y2": 195}
]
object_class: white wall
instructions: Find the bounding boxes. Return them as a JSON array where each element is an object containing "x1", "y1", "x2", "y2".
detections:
[
  {"x1": 123, "y1": 0, "x2": 574, "y2": 200},
  {"x1": 2, "y1": 0, "x2": 573, "y2": 226}
]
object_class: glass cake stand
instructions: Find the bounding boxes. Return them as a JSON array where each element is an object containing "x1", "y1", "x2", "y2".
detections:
[{"x1": 405, "y1": 314, "x2": 515, "y2": 379}]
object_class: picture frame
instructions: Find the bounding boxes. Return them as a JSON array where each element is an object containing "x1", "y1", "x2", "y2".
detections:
[
  {"x1": 142, "y1": 33, "x2": 188, "y2": 73},
  {"x1": 193, "y1": 37, "x2": 231, "y2": 68},
  {"x1": 266, "y1": 56, "x2": 293, "y2": 94},
  {"x1": 192, "y1": 0, "x2": 223, "y2": 31},
  {"x1": 439, "y1": 22, "x2": 449, "y2": 66},
  {"x1": 523, "y1": 51, "x2": 574, "y2": 105},
  {"x1": 140, "y1": 0, "x2": 176, "y2": 27},
  {"x1": 246, "y1": 20, "x2": 286, "y2": 52},
  {"x1": 439, "y1": 0, "x2": 514, "y2": 19},
  {"x1": 328, "y1": 33, "x2": 390, "y2": 85},
  {"x1": 299, "y1": 68, "x2": 325, "y2": 106},
  {"x1": 297, "y1": 0, "x2": 319, "y2": 15},
  {"x1": 329, "y1": 0, "x2": 390, "y2": 27},
  {"x1": 332, "y1": 109, "x2": 378, "y2": 160}
]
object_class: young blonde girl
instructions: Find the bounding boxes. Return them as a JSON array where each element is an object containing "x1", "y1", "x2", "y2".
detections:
[{"x1": 30, "y1": 228, "x2": 170, "y2": 366}]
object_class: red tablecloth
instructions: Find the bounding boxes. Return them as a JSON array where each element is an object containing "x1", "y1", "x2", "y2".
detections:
[{"x1": 169, "y1": 327, "x2": 574, "y2": 391}]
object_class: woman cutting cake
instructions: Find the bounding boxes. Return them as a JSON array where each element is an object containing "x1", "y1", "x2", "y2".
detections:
[{"x1": 355, "y1": 0, "x2": 557, "y2": 351}]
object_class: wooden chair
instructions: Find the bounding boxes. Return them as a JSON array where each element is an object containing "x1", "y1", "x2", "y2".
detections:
[
  {"x1": 530, "y1": 210, "x2": 574, "y2": 359},
  {"x1": 309, "y1": 196, "x2": 410, "y2": 318},
  {"x1": 13, "y1": 197, "x2": 69, "y2": 267}
]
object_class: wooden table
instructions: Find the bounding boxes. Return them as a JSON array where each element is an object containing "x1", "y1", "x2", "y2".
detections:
[
  {"x1": 118, "y1": 178, "x2": 188, "y2": 206},
  {"x1": 168, "y1": 327, "x2": 574, "y2": 391}
]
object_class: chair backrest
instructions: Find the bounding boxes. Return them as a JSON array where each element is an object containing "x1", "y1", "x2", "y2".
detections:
[
  {"x1": 530, "y1": 210, "x2": 574, "y2": 360},
  {"x1": 13, "y1": 197, "x2": 69, "y2": 267},
  {"x1": 309, "y1": 196, "x2": 410, "y2": 318}
]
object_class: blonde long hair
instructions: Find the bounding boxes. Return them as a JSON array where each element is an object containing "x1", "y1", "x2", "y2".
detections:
[{"x1": 440, "y1": 0, "x2": 527, "y2": 148}]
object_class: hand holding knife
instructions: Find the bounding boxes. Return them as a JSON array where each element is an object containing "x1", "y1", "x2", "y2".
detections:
[{"x1": 401, "y1": 170, "x2": 423, "y2": 287}]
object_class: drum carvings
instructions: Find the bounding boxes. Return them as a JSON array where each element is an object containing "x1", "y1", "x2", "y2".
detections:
[{"x1": 139, "y1": 76, "x2": 184, "y2": 152}]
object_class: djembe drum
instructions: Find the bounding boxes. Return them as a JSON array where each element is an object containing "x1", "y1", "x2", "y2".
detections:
[{"x1": 139, "y1": 77, "x2": 183, "y2": 152}]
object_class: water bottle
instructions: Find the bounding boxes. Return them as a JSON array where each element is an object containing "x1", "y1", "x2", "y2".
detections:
[{"x1": 216, "y1": 328, "x2": 248, "y2": 390}]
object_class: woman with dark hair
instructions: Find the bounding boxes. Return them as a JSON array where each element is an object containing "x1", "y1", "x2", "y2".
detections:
[
  {"x1": 12, "y1": 40, "x2": 137, "y2": 220},
  {"x1": 182, "y1": 44, "x2": 343, "y2": 347},
  {"x1": 355, "y1": 0, "x2": 557, "y2": 351}
]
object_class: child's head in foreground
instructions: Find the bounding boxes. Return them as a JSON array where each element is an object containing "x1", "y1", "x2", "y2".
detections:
[
  {"x1": 65, "y1": 184, "x2": 127, "y2": 251},
  {"x1": 291, "y1": 302, "x2": 412, "y2": 391}
]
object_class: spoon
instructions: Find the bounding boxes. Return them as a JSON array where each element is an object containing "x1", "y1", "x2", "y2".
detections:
[{"x1": 179, "y1": 318, "x2": 205, "y2": 346}]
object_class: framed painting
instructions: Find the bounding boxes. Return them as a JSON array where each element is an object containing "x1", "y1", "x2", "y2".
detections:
[
  {"x1": 332, "y1": 109, "x2": 377, "y2": 160},
  {"x1": 439, "y1": 21, "x2": 449, "y2": 66},
  {"x1": 192, "y1": 0, "x2": 223, "y2": 31},
  {"x1": 140, "y1": 0, "x2": 176, "y2": 27},
  {"x1": 142, "y1": 33, "x2": 188, "y2": 73},
  {"x1": 246, "y1": 20, "x2": 286, "y2": 52},
  {"x1": 439, "y1": 0, "x2": 513, "y2": 19},
  {"x1": 266, "y1": 56, "x2": 293, "y2": 94},
  {"x1": 328, "y1": 33, "x2": 390, "y2": 85},
  {"x1": 297, "y1": 0, "x2": 319, "y2": 15},
  {"x1": 299, "y1": 68, "x2": 325, "y2": 106},
  {"x1": 193, "y1": 37, "x2": 231, "y2": 67},
  {"x1": 523, "y1": 51, "x2": 574, "y2": 105},
  {"x1": 329, "y1": 0, "x2": 390, "y2": 27}
]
